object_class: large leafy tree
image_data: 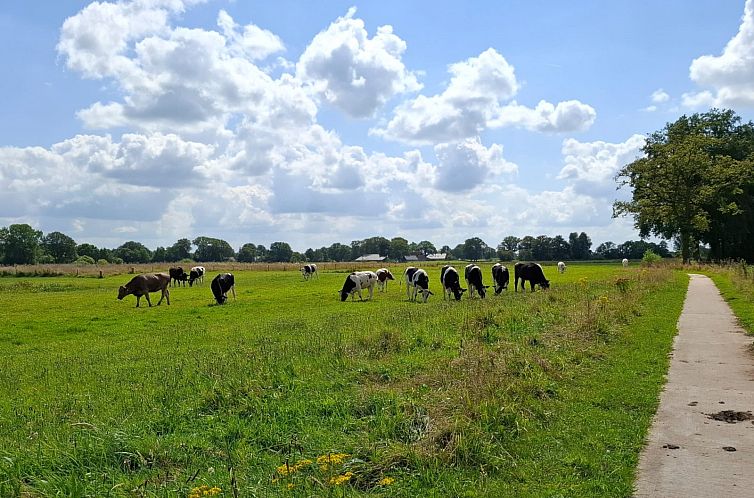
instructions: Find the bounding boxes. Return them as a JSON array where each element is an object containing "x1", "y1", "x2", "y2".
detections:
[
  {"x1": 166, "y1": 238, "x2": 193, "y2": 262},
  {"x1": 568, "y1": 232, "x2": 592, "y2": 260},
  {"x1": 193, "y1": 236, "x2": 234, "y2": 262},
  {"x1": 389, "y1": 237, "x2": 410, "y2": 261},
  {"x1": 615, "y1": 109, "x2": 754, "y2": 262},
  {"x1": 237, "y1": 243, "x2": 258, "y2": 263},
  {"x1": 415, "y1": 240, "x2": 437, "y2": 257},
  {"x1": 327, "y1": 243, "x2": 351, "y2": 262},
  {"x1": 41, "y1": 231, "x2": 77, "y2": 263},
  {"x1": 76, "y1": 243, "x2": 100, "y2": 260},
  {"x1": 114, "y1": 241, "x2": 152, "y2": 263},
  {"x1": 0, "y1": 224, "x2": 43, "y2": 265},
  {"x1": 550, "y1": 235, "x2": 571, "y2": 261},
  {"x1": 462, "y1": 237, "x2": 488, "y2": 261},
  {"x1": 267, "y1": 241, "x2": 293, "y2": 262}
]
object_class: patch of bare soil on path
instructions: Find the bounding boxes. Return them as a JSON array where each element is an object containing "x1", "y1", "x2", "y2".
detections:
[{"x1": 706, "y1": 410, "x2": 753, "y2": 423}]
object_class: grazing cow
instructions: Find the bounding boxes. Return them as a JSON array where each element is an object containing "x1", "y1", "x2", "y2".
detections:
[
  {"x1": 402, "y1": 267, "x2": 418, "y2": 296},
  {"x1": 514, "y1": 262, "x2": 550, "y2": 292},
  {"x1": 211, "y1": 273, "x2": 236, "y2": 305},
  {"x1": 622, "y1": 258, "x2": 629, "y2": 268},
  {"x1": 409, "y1": 268, "x2": 433, "y2": 303},
  {"x1": 557, "y1": 261, "x2": 566, "y2": 274},
  {"x1": 491, "y1": 263, "x2": 509, "y2": 295},
  {"x1": 169, "y1": 267, "x2": 185, "y2": 287},
  {"x1": 300, "y1": 264, "x2": 318, "y2": 280},
  {"x1": 440, "y1": 265, "x2": 466, "y2": 301},
  {"x1": 176, "y1": 271, "x2": 189, "y2": 286},
  {"x1": 339, "y1": 271, "x2": 378, "y2": 301},
  {"x1": 464, "y1": 264, "x2": 489, "y2": 298},
  {"x1": 117, "y1": 273, "x2": 171, "y2": 307},
  {"x1": 189, "y1": 266, "x2": 205, "y2": 286},
  {"x1": 375, "y1": 268, "x2": 395, "y2": 291}
]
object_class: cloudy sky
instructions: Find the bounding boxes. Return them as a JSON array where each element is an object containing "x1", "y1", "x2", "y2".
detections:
[{"x1": 2, "y1": 0, "x2": 753, "y2": 252}]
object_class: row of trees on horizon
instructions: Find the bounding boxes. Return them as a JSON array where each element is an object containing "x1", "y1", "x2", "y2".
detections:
[{"x1": 0, "y1": 223, "x2": 672, "y2": 266}]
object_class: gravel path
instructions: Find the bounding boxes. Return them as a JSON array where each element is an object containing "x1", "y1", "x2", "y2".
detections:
[{"x1": 634, "y1": 274, "x2": 754, "y2": 497}]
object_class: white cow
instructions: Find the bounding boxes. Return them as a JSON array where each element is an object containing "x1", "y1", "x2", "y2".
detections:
[
  {"x1": 622, "y1": 258, "x2": 629, "y2": 268},
  {"x1": 339, "y1": 271, "x2": 378, "y2": 301},
  {"x1": 557, "y1": 261, "x2": 566, "y2": 274}
]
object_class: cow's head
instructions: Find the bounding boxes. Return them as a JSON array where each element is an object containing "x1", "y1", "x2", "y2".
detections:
[
  {"x1": 418, "y1": 287, "x2": 433, "y2": 302},
  {"x1": 452, "y1": 287, "x2": 466, "y2": 301},
  {"x1": 540, "y1": 280, "x2": 550, "y2": 290},
  {"x1": 478, "y1": 285, "x2": 490, "y2": 299},
  {"x1": 117, "y1": 286, "x2": 128, "y2": 300}
]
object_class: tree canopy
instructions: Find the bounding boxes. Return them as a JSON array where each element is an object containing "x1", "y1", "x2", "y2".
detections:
[
  {"x1": 615, "y1": 109, "x2": 754, "y2": 262},
  {"x1": 0, "y1": 224, "x2": 42, "y2": 265}
]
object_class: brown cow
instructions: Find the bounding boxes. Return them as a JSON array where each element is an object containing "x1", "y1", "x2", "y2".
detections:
[{"x1": 117, "y1": 273, "x2": 171, "y2": 307}]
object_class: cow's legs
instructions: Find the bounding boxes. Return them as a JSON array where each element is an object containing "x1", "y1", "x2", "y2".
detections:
[
  {"x1": 368, "y1": 285, "x2": 374, "y2": 300},
  {"x1": 135, "y1": 295, "x2": 141, "y2": 308},
  {"x1": 230, "y1": 285, "x2": 236, "y2": 300},
  {"x1": 144, "y1": 293, "x2": 153, "y2": 307}
]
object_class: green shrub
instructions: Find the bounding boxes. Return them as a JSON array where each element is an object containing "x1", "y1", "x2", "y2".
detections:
[
  {"x1": 96, "y1": 259, "x2": 109, "y2": 265},
  {"x1": 641, "y1": 250, "x2": 662, "y2": 266},
  {"x1": 74, "y1": 255, "x2": 95, "y2": 265}
]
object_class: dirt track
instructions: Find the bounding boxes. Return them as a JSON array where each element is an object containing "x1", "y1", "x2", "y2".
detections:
[{"x1": 634, "y1": 274, "x2": 754, "y2": 497}]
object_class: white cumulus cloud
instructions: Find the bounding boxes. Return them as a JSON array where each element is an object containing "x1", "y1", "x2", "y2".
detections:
[
  {"x1": 688, "y1": 0, "x2": 754, "y2": 107},
  {"x1": 296, "y1": 7, "x2": 421, "y2": 118},
  {"x1": 375, "y1": 48, "x2": 596, "y2": 145}
]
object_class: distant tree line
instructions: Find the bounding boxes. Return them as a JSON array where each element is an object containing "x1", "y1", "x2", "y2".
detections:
[{"x1": 0, "y1": 224, "x2": 672, "y2": 266}]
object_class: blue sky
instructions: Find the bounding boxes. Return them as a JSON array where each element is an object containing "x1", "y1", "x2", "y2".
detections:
[{"x1": 1, "y1": 0, "x2": 753, "y2": 252}]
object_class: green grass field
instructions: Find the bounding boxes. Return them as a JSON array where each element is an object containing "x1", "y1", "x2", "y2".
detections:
[{"x1": 0, "y1": 263, "x2": 688, "y2": 497}]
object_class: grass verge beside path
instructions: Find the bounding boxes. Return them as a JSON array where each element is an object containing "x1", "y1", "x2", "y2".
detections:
[
  {"x1": 0, "y1": 265, "x2": 688, "y2": 496},
  {"x1": 704, "y1": 267, "x2": 754, "y2": 336}
]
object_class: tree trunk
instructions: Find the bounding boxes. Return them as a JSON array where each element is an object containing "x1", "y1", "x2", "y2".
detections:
[{"x1": 680, "y1": 230, "x2": 691, "y2": 264}]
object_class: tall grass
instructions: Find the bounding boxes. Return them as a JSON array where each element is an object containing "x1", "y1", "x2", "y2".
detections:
[{"x1": 0, "y1": 263, "x2": 686, "y2": 496}]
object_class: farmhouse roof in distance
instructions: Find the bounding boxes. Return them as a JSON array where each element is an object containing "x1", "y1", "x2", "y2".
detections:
[
  {"x1": 355, "y1": 254, "x2": 386, "y2": 262},
  {"x1": 426, "y1": 253, "x2": 447, "y2": 260}
]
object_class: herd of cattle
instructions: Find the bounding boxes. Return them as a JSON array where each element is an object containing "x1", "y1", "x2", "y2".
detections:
[
  {"x1": 337, "y1": 262, "x2": 551, "y2": 302},
  {"x1": 117, "y1": 259, "x2": 632, "y2": 307},
  {"x1": 117, "y1": 265, "x2": 236, "y2": 307}
]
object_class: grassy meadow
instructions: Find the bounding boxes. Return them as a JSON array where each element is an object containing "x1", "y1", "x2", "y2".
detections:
[{"x1": 0, "y1": 262, "x2": 688, "y2": 497}]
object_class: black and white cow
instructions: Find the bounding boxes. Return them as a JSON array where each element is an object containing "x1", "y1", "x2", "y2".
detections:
[
  {"x1": 557, "y1": 261, "x2": 566, "y2": 274},
  {"x1": 375, "y1": 268, "x2": 395, "y2": 292},
  {"x1": 514, "y1": 262, "x2": 550, "y2": 292},
  {"x1": 211, "y1": 273, "x2": 236, "y2": 304},
  {"x1": 491, "y1": 263, "x2": 509, "y2": 295},
  {"x1": 464, "y1": 264, "x2": 489, "y2": 298},
  {"x1": 440, "y1": 265, "x2": 466, "y2": 301},
  {"x1": 300, "y1": 264, "x2": 318, "y2": 280},
  {"x1": 189, "y1": 266, "x2": 205, "y2": 287},
  {"x1": 409, "y1": 268, "x2": 433, "y2": 302},
  {"x1": 339, "y1": 271, "x2": 378, "y2": 301}
]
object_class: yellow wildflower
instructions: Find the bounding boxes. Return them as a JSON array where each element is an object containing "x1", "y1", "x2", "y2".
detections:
[
  {"x1": 378, "y1": 477, "x2": 395, "y2": 486},
  {"x1": 287, "y1": 483, "x2": 295, "y2": 490},
  {"x1": 277, "y1": 458, "x2": 313, "y2": 476},
  {"x1": 329, "y1": 471, "x2": 354, "y2": 485},
  {"x1": 189, "y1": 485, "x2": 220, "y2": 498},
  {"x1": 317, "y1": 453, "x2": 350, "y2": 471}
]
